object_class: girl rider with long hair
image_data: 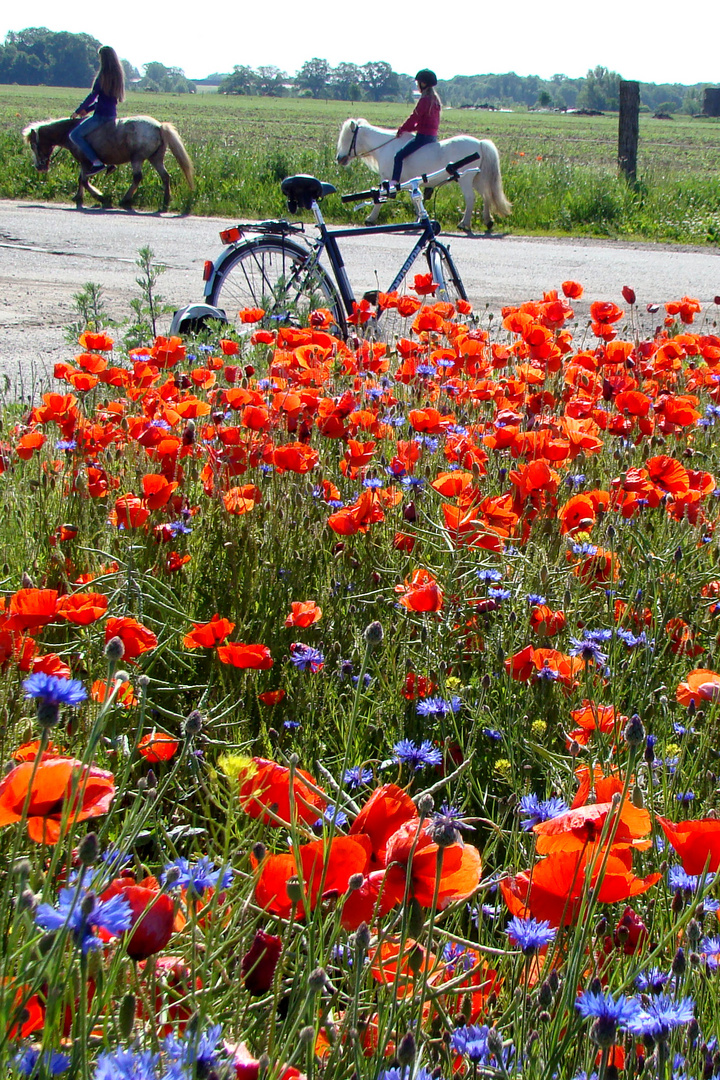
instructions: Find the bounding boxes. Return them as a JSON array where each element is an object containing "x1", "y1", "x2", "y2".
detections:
[
  {"x1": 70, "y1": 45, "x2": 125, "y2": 175},
  {"x1": 391, "y1": 68, "x2": 441, "y2": 185}
]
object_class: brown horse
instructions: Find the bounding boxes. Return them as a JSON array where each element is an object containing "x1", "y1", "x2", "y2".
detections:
[{"x1": 23, "y1": 116, "x2": 195, "y2": 210}]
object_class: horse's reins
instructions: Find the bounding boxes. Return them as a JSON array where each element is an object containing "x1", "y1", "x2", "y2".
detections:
[{"x1": 347, "y1": 123, "x2": 397, "y2": 161}]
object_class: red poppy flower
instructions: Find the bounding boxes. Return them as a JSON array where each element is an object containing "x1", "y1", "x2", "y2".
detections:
[
  {"x1": 112, "y1": 494, "x2": 150, "y2": 529},
  {"x1": 676, "y1": 668, "x2": 720, "y2": 707},
  {"x1": 91, "y1": 679, "x2": 137, "y2": 708},
  {"x1": 657, "y1": 816, "x2": 720, "y2": 874},
  {"x1": 138, "y1": 732, "x2": 179, "y2": 763},
  {"x1": 0, "y1": 757, "x2": 115, "y2": 843},
  {"x1": 238, "y1": 757, "x2": 326, "y2": 826},
  {"x1": 183, "y1": 615, "x2": 235, "y2": 649},
  {"x1": 55, "y1": 592, "x2": 108, "y2": 626},
  {"x1": 241, "y1": 929, "x2": 283, "y2": 995},
  {"x1": 102, "y1": 877, "x2": 175, "y2": 960},
  {"x1": 105, "y1": 617, "x2": 158, "y2": 660},
  {"x1": 11, "y1": 739, "x2": 59, "y2": 763},
  {"x1": 79, "y1": 331, "x2": 114, "y2": 352},
  {"x1": 562, "y1": 281, "x2": 583, "y2": 299},
  {"x1": 284, "y1": 601, "x2": 322, "y2": 628},
  {"x1": 7, "y1": 589, "x2": 58, "y2": 632},
  {"x1": 395, "y1": 569, "x2": 443, "y2": 612},
  {"x1": 258, "y1": 689, "x2": 286, "y2": 706},
  {"x1": 217, "y1": 643, "x2": 273, "y2": 669},
  {"x1": 141, "y1": 474, "x2": 179, "y2": 510},
  {"x1": 254, "y1": 836, "x2": 370, "y2": 919}
]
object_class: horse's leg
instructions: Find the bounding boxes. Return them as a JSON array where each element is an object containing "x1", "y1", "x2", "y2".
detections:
[
  {"x1": 74, "y1": 170, "x2": 84, "y2": 207},
  {"x1": 458, "y1": 174, "x2": 477, "y2": 232},
  {"x1": 120, "y1": 159, "x2": 143, "y2": 207},
  {"x1": 364, "y1": 202, "x2": 381, "y2": 226},
  {"x1": 148, "y1": 147, "x2": 171, "y2": 210}
]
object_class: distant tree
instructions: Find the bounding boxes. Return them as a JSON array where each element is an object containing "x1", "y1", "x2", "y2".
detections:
[
  {"x1": 134, "y1": 61, "x2": 195, "y2": 93},
  {"x1": 361, "y1": 61, "x2": 399, "y2": 102},
  {"x1": 577, "y1": 65, "x2": 620, "y2": 111},
  {"x1": 296, "y1": 57, "x2": 330, "y2": 98},
  {"x1": 0, "y1": 27, "x2": 101, "y2": 86},
  {"x1": 329, "y1": 62, "x2": 363, "y2": 101},
  {"x1": 256, "y1": 65, "x2": 286, "y2": 96},
  {"x1": 537, "y1": 90, "x2": 552, "y2": 108},
  {"x1": 218, "y1": 65, "x2": 258, "y2": 95},
  {"x1": 122, "y1": 58, "x2": 140, "y2": 83}
]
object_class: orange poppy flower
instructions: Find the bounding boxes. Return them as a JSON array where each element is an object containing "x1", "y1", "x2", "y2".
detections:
[
  {"x1": 327, "y1": 490, "x2": 385, "y2": 535},
  {"x1": 0, "y1": 757, "x2": 115, "y2": 844},
  {"x1": 91, "y1": 679, "x2": 137, "y2": 708},
  {"x1": 138, "y1": 732, "x2": 179, "y2": 763},
  {"x1": 529, "y1": 605, "x2": 567, "y2": 637},
  {"x1": 568, "y1": 701, "x2": 626, "y2": 746},
  {"x1": 533, "y1": 800, "x2": 651, "y2": 855},
  {"x1": 395, "y1": 569, "x2": 443, "y2": 612},
  {"x1": 258, "y1": 689, "x2": 286, "y2": 706},
  {"x1": 15, "y1": 432, "x2": 46, "y2": 460},
  {"x1": 349, "y1": 783, "x2": 418, "y2": 869},
  {"x1": 254, "y1": 836, "x2": 369, "y2": 920},
  {"x1": 8, "y1": 589, "x2": 58, "y2": 632},
  {"x1": 11, "y1": 739, "x2": 59, "y2": 763},
  {"x1": 284, "y1": 601, "x2": 322, "y2": 628},
  {"x1": 216, "y1": 643, "x2": 273, "y2": 669},
  {"x1": 113, "y1": 494, "x2": 150, "y2": 530},
  {"x1": 183, "y1": 615, "x2": 235, "y2": 649},
  {"x1": 562, "y1": 281, "x2": 583, "y2": 299},
  {"x1": 141, "y1": 474, "x2": 179, "y2": 510},
  {"x1": 79, "y1": 331, "x2": 114, "y2": 351},
  {"x1": 676, "y1": 668, "x2": 720, "y2": 707},
  {"x1": 105, "y1": 617, "x2": 158, "y2": 660},
  {"x1": 55, "y1": 592, "x2": 108, "y2": 626},
  {"x1": 657, "y1": 816, "x2": 720, "y2": 874},
  {"x1": 238, "y1": 757, "x2": 327, "y2": 826}
]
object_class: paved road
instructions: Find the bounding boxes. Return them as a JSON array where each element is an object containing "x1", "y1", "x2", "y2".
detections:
[{"x1": 1, "y1": 198, "x2": 719, "y2": 388}]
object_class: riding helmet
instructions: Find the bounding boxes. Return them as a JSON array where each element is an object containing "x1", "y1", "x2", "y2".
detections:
[{"x1": 415, "y1": 69, "x2": 438, "y2": 88}]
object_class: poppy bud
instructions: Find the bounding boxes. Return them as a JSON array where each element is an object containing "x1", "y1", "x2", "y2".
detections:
[
  {"x1": 398, "y1": 1032, "x2": 416, "y2": 1067},
  {"x1": 241, "y1": 929, "x2": 283, "y2": 995},
  {"x1": 403, "y1": 501, "x2": 417, "y2": 522},
  {"x1": 348, "y1": 872, "x2": 364, "y2": 891},
  {"x1": 286, "y1": 876, "x2": 303, "y2": 903},
  {"x1": 252, "y1": 841, "x2": 266, "y2": 863},
  {"x1": 672, "y1": 947, "x2": 686, "y2": 976},
  {"x1": 354, "y1": 922, "x2": 371, "y2": 954},
  {"x1": 623, "y1": 714, "x2": 645, "y2": 748},
  {"x1": 118, "y1": 993, "x2": 136, "y2": 1041},
  {"x1": 308, "y1": 967, "x2": 329, "y2": 993},
  {"x1": 687, "y1": 918, "x2": 701, "y2": 948},
  {"x1": 184, "y1": 710, "x2": 203, "y2": 737},
  {"x1": 78, "y1": 831, "x2": 99, "y2": 866},
  {"x1": 18, "y1": 888, "x2": 37, "y2": 914},
  {"x1": 105, "y1": 636, "x2": 125, "y2": 662},
  {"x1": 407, "y1": 944, "x2": 424, "y2": 974},
  {"x1": 622, "y1": 285, "x2": 636, "y2": 305},
  {"x1": 299, "y1": 1025, "x2": 315, "y2": 1045},
  {"x1": 363, "y1": 621, "x2": 384, "y2": 647},
  {"x1": 21, "y1": 572, "x2": 35, "y2": 589}
]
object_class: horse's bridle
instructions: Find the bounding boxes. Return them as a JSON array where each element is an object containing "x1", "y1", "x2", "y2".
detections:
[{"x1": 345, "y1": 121, "x2": 397, "y2": 162}]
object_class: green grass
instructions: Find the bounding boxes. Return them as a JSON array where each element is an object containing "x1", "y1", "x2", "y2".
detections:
[{"x1": 2, "y1": 83, "x2": 720, "y2": 242}]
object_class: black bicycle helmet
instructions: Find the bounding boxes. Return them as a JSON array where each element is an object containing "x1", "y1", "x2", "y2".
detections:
[{"x1": 415, "y1": 69, "x2": 438, "y2": 87}]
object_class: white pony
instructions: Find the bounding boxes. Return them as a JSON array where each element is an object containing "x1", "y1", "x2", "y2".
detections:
[{"x1": 337, "y1": 118, "x2": 512, "y2": 232}]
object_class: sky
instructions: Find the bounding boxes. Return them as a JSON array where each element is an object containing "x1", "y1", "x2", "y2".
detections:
[{"x1": 3, "y1": 1, "x2": 718, "y2": 86}]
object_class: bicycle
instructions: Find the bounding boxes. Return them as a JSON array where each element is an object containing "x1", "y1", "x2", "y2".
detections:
[{"x1": 198, "y1": 152, "x2": 480, "y2": 340}]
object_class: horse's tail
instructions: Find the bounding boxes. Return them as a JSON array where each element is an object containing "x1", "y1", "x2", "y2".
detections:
[
  {"x1": 161, "y1": 123, "x2": 195, "y2": 190},
  {"x1": 476, "y1": 140, "x2": 512, "y2": 218}
]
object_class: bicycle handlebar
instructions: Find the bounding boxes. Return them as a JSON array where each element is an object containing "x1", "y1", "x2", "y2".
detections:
[{"x1": 341, "y1": 152, "x2": 482, "y2": 204}]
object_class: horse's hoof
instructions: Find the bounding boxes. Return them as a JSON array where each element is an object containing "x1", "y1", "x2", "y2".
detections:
[
  {"x1": 364, "y1": 218, "x2": 378, "y2": 228},
  {"x1": 458, "y1": 224, "x2": 473, "y2": 235}
]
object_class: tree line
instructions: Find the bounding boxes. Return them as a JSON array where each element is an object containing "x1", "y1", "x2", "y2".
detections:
[{"x1": 0, "y1": 29, "x2": 711, "y2": 114}]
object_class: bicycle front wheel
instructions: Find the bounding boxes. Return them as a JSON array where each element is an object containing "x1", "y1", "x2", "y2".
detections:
[
  {"x1": 428, "y1": 241, "x2": 468, "y2": 307},
  {"x1": 208, "y1": 237, "x2": 346, "y2": 336}
]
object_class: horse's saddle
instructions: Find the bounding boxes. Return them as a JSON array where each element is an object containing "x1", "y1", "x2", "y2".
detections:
[{"x1": 281, "y1": 174, "x2": 335, "y2": 212}]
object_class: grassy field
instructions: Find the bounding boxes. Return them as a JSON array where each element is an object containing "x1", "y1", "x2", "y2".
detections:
[{"x1": 2, "y1": 84, "x2": 720, "y2": 241}]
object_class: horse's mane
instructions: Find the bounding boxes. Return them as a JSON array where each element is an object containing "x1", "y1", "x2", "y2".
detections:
[{"x1": 22, "y1": 117, "x2": 76, "y2": 142}]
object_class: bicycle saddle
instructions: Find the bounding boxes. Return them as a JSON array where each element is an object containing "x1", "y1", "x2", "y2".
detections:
[{"x1": 281, "y1": 174, "x2": 336, "y2": 211}]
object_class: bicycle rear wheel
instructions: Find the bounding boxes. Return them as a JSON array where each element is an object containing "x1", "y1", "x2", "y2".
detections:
[{"x1": 208, "y1": 237, "x2": 346, "y2": 336}]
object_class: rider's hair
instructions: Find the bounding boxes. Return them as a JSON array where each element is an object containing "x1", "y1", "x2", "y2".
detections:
[
  {"x1": 420, "y1": 82, "x2": 442, "y2": 109},
  {"x1": 97, "y1": 45, "x2": 125, "y2": 103}
]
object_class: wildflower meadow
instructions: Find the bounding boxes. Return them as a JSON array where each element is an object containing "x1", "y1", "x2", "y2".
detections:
[{"x1": 2, "y1": 276, "x2": 720, "y2": 1080}]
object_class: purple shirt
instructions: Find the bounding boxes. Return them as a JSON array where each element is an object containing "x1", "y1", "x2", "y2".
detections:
[{"x1": 77, "y1": 77, "x2": 118, "y2": 119}]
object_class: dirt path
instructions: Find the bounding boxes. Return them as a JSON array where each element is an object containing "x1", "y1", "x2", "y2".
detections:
[{"x1": 2, "y1": 198, "x2": 719, "y2": 391}]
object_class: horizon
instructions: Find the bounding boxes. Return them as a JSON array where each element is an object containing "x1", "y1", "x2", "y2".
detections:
[{"x1": 3, "y1": 0, "x2": 720, "y2": 88}]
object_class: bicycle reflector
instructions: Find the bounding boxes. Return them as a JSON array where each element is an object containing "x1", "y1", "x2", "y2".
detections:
[
  {"x1": 220, "y1": 227, "x2": 241, "y2": 244},
  {"x1": 203, "y1": 261, "x2": 214, "y2": 281}
]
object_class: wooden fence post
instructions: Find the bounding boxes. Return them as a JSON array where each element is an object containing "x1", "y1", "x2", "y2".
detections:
[{"x1": 618, "y1": 80, "x2": 640, "y2": 184}]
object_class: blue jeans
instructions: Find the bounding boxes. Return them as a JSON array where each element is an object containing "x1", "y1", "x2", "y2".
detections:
[
  {"x1": 392, "y1": 134, "x2": 438, "y2": 182},
  {"x1": 69, "y1": 113, "x2": 110, "y2": 164}
]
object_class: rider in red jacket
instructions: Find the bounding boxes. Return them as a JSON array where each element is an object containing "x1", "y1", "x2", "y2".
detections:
[{"x1": 391, "y1": 69, "x2": 442, "y2": 184}]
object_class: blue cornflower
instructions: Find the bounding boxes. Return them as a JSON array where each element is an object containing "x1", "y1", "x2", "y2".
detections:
[
  {"x1": 526, "y1": 593, "x2": 547, "y2": 605},
  {"x1": 575, "y1": 990, "x2": 643, "y2": 1046},
  {"x1": 450, "y1": 1025, "x2": 509, "y2": 1066},
  {"x1": 416, "y1": 695, "x2": 462, "y2": 718},
  {"x1": 676, "y1": 791, "x2": 695, "y2": 802},
  {"x1": 55, "y1": 440, "x2": 77, "y2": 451},
  {"x1": 362, "y1": 477, "x2": 384, "y2": 489},
  {"x1": 14, "y1": 1049, "x2": 70, "y2": 1076},
  {"x1": 506, "y1": 916, "x2": 556, "y2": 955},
  {"x1": 518, "y1": 794, "x2": 568, "y2": 830},
  {"x1": 343, "y1": 766, "x2": 373, "y2": 789},
  {"x1": 488, "y1": 587, "x2": 511, "y2": 602},
  {"x1": 701, "y1": 936, "x2": 720, "y2": 970},
  {"x1": 161, "y1": 856, "x2": 233, "y2": 898},
  {"x1": 419, "y1": 436, "x2": 439, "y2": 452},
  {"x1": 569, "y1": 637, "x2": 608, "y2": 665},
  {"x1": 167, "y1": 520, "x2": 192, "y2": 536},
  {"x1": 616, "y1": 628, "x2": 652, "y2": 649},
  {"x1": 23, "y1": 672, "x2": 88, "y2": 707},
  {"x1": 289, "y1": 642, "x2": 324, "y2": 673},
  {"x1": 628, "y1": 995, "x2": 695, "y2": 1039},
  {"x1": 477, "y1": 569, "x2": 503, "y2": 584},
  {"x1": 483, "y1": 727, "x2": 503, "y2": 741},
  {"x1": 416, "y1": 363, "x2": 434, "y2": 376},
  {"x1": 93, "y1": 1047, "x2": 160, "y2": 1080},
  {"x1": 35, "y1": 887, "x2": 131, "y2": 954},
  {"x1": 379, "y1": 1069, "x2": 434, "y2": 1080},
  {"x1": 634, "y1": 967, "x2": 671, "y2": 994},
  {"x1": 313, "y1": 804, "x2": 349, "y2": 831},
  {"x1": 393, "y1": 739, "x2": 442, "y2": 770},
  {"x1": 535, "y1": 664, "x2": 560, "y2": 681},
  {"x1": 566, "y1": 473, "x2": 587, "y2": 487},
  {"x1": 668, "y1": 866, "x2": 715, "y2": 894},
  {"x1": 164, "y1": 1024, "x2": 227, "y2": 1070},
  {"x1": 443, "y1": 941, "x2": 474, "y2": 973},
  {"x1": 572, "y1": 542, "x2": 598, "y2": 556},
  {"x1": 427, "y1": 802, "x2": 473, "y2": 846},
  {"x1": 401, "y1": 475, "x2": 425, "y2": 489}
]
